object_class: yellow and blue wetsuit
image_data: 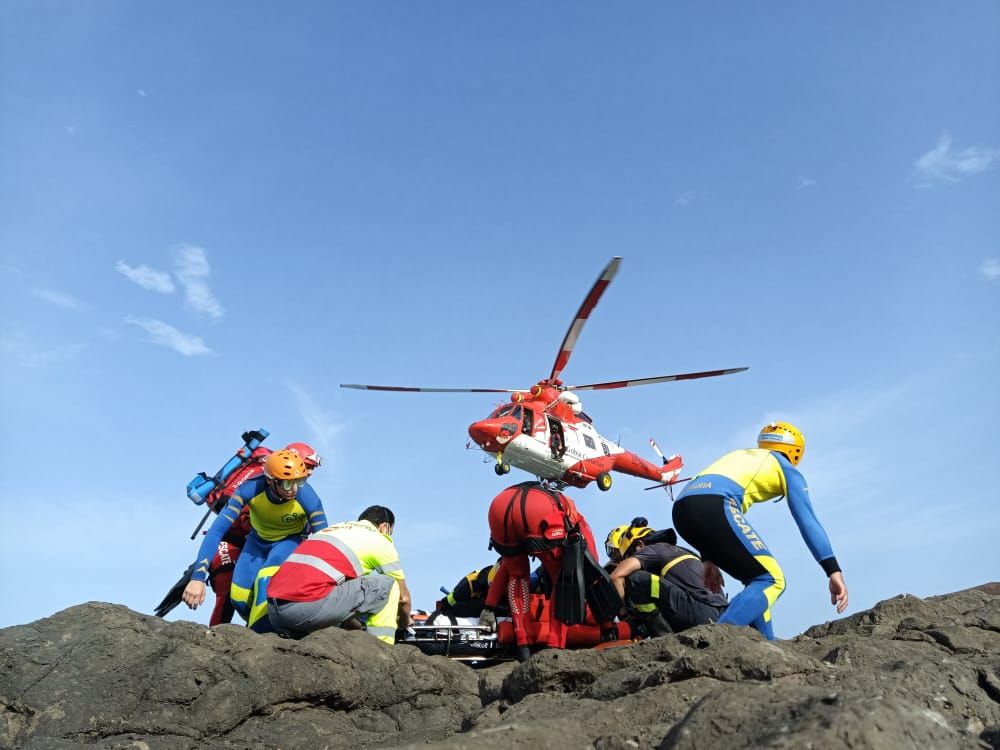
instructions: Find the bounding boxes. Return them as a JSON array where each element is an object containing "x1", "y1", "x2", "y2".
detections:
[
  {"x1": 672, "y1": 448, "x2": 840, "y2": 639},
  {"x1": 191, "y1": 476, "x2": 327, "y2": 632},
  {"x1": 439, "y1": 565, "x2": 497, "y2": 618}
]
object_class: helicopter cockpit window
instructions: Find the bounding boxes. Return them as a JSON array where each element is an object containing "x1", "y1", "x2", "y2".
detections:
[
  {"x1": 522, "y1": 408, "x2": 534, "y2": 435},
  {"x1": 490, "y1": 404, "x2": 516, "y2": 419},
  {"x1": 583, "y1": 434, "x2": 596, "y2": 450}
]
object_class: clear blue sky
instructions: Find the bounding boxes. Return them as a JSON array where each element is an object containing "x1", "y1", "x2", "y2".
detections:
[{"x1": 1, "y1": 3, "x2": 997, "y2": 638}]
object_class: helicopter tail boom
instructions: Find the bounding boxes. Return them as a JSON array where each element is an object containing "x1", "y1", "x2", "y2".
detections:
[{"x1": 611, "y1": 450, "x2": 683, "y2": 484}]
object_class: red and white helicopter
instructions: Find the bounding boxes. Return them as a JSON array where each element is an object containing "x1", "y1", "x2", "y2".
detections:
[{"x1": 342, "y1": 258, "x2": 747, "y2": 491}]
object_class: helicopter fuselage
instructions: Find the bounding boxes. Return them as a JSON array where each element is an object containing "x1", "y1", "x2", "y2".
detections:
[
  {"x1": 467, "y1": 386, "x2": 681, "y2": 490},
  {"x1": 342, "y1": 257, "x2": 744, "y2": 492}
]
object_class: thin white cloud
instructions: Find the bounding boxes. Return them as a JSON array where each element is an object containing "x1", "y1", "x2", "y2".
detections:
[
  {"x1": 125, "y1": 316, "x2": 212, "y2": 356},
  {"x1": 797, "y1": 177, "x2": 817, "y2": 189},
  {"x1": 675, "y1": 190, "x2": 706, "y2": 207},
  {"x1": 136, "y1": 89, "x2": 146, "y2": 97},
  {"x1": 173, "y1": 245, "x2": 224, "y2": 319},
  {"x1": 0, "y1": 332, "x2": 87, "y2": 368},
  {"x1": 912, "y1": 133, "x2": 1000, "y2": 186},
  {"x1": 115, "y1": 260, "x2": 175, "y2": 293},
  {"x1": 981, "y1": 258, "x2": 1000, "y2": 281},
  {"x1": 286, "y1": 381, "x2": 342, "y2": 461},
  {"x1": 29, "y1": 287, "x2": 89, "y2": 311}
]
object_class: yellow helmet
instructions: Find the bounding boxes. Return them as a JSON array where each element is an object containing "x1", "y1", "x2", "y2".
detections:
[
  {"x1": 263, "y1": 449, "x2": 309, "y2": 480},
  {"x1": 605, "y1": 517, "x2": 655, "y2": 561},
  {"x1": 757, "y1": 421, "x2": 805, "y2": 466}
]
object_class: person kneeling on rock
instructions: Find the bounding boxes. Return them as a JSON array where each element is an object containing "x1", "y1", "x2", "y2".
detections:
[
  {"x1": 266, "y1": 505, "x2": 411, "y2": 644},
  {"x1": 607, "y1": 518, "x2": 729, "y2": 636}
]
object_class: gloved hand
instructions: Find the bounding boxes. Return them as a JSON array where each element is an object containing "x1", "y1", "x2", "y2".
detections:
[{"x1": 478, "y1": 607, "x2": 497, "y2": 633}]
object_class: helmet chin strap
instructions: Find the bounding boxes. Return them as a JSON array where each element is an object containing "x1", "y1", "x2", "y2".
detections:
[{"x1": 266, "y1": 477, "x2": 294, "y2": 503}]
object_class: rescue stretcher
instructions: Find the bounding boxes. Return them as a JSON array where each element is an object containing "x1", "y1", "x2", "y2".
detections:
[{"x1": 401, "y1": 594, "x2": 634, "y2": 664}]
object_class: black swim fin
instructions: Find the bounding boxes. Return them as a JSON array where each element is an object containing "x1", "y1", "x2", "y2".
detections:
[
  {"x1": 154, "y1": 563, "x2": 195, "y2": 618},
  {"x1": 582, "y1": 548, "x2": 624, "y2": 623},
  {"x1": 553, "y1": 534, "x2": 587, "y2": 625}
]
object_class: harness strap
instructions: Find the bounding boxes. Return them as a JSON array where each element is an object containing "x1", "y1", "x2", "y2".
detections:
[
  {"x1": 518, "y1": 485, "x2": 530, "y2": 535},
  {"x1": 492, "y1": 482, "x2": 577, "y2": 555},
  {"x1": 660, "y1": 554, "x2": 698, "y2": 578}
]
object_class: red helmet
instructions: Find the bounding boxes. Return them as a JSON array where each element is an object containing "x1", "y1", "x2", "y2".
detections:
[{"x1": 285, "y1": 442, "x2": 321, "y2": 468}]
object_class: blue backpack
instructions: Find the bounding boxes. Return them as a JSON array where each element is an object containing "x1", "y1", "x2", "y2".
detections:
[{"x1": 186, "y1": 428, "x2": 270, "y2": 507}]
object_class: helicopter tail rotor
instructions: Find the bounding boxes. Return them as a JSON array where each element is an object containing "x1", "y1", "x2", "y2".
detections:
[
  {"x1": 649, "y1": 437, "x2": 683, "y2": 483},
  {"x1": 649, "y1": 438, "x2": 673, "y2": 465},
  {"x1": 644, "y1": 439, "x2": 691, "y2": 500}
]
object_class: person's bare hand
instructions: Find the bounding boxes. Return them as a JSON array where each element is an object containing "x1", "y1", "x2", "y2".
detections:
[
  {"x1": 829, "y1": 571, "x2": 848, "y2": 613},
  {"x1": 703, "y1": 562, "x2": 724, "y2": 594},
  {"x1": 182, "y1": 580, "x2": 206, "y2": 610}
]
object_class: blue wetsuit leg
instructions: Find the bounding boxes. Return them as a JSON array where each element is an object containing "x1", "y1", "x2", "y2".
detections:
[
  {"x1": 247, "y1": 537, "x2": 300, "y2": 633},
  {"x1": 716, "y1": 498, "x2": 785, "y2": 639},
  {"x1": 231, "y1": 533, "x2": 270, "y2": 622},
  {"x1": 673, "y1": 494, "x2": 785, "y2": 640}
]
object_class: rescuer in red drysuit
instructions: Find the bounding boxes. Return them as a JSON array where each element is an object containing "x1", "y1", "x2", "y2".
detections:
[{"x1": 479, "y1": 482, "x2": 620, "y2": 660}]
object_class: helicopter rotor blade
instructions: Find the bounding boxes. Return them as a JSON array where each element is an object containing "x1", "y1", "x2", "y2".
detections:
[
  {"x1": 341, "y1": 384, "x2": 522, "y2": 393},
  {"x1": 564, "y1": 367, "x2": 748, "y2": 391},
  {"x1": 549, "y1": 257, "x2": 622, "y2": 383}
]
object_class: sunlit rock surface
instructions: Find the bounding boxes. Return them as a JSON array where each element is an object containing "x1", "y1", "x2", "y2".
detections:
[{"x1": 2, "y1": 584, "x2": 998, "y2": 749}]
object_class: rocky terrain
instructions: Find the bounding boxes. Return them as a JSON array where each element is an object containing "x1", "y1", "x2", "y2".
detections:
[{"x1": 2, "y1": 585, "x2": 998, "y2": 749}]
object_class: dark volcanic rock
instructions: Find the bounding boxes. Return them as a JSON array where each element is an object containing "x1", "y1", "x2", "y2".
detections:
[
  {"x1": 3, "y1": 585, "x2": 999, "y2": 749},
  {"x1": 0, "y1": 602, "x2": 479, "y2": 749},
  {"x1": 662, "y1": 684, "x2": 987, "y2": 749}
]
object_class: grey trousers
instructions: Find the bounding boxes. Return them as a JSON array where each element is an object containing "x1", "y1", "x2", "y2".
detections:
[{"x1": 268, "y1": 574, "x2": 397, "y2": 640}]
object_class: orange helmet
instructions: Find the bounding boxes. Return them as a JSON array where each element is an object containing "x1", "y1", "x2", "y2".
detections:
[
  {"x1": 285, "y1": 442, "x2": 321, "y2": 468},
  {"x1": 263, "y1": 449, "x2": 309, "y2": 480},
  {"x1": 757, "y1": 421, "x2": 805, "y2": 466}
]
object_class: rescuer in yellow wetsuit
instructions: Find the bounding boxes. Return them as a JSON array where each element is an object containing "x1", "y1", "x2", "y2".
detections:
[{"x1": 672, "y1": 422, "x2": 848, "y2": 639}]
